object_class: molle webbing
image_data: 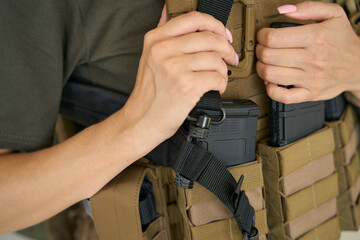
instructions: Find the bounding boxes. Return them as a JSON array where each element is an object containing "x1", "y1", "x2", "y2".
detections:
[
  {"x1": 258, "y1": 126, "x2": 340, "y2": 240},
  {"x1": 327, "y1": 105, "x2": 360, "y2": 231},
  {"x1": 90, "y1": 164, "x2": 169, "y2": 240}
]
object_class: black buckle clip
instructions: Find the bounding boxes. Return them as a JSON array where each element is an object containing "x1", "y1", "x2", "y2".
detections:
[
  {"x1": 232, "y1": 175, "x2": 259, "y2": 240},
  {"x1": 186, "y1": 107, "x2": 226, "y2": 125}
]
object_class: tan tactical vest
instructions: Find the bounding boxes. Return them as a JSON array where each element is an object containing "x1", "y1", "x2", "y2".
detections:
[{"x1": 55, "y1": 0, "x2": 360, "y2": 239}]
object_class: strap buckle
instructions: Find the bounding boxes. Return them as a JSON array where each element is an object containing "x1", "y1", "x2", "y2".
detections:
[
  {"x1": 186, "y1": 107, "x2": 226, "y2": 126},
  {"x1": 227, "y1": 0, "x2": 256, "y2": 79},
  {"x1": 232, "y1": 175, "x2": 259, "y2": 240}
]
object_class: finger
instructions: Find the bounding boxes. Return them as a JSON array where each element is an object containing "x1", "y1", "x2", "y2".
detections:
[
  {"x1": 157, "y1": 4, "x2": 168, "y2": 27},
  {"x1": 279, "y1": 1, "x2": 346, "y2": 22},
  {"x1": 190, "y1": 71, "x2": 228, "y2": 95},
  {"x1": 171, "y1": 31, "x2": 238, "y2": 65},
  {"x1": 157, "y1": 11, "x2": 230, "y2": 42},
  {"x1": 184, "y1": 52, "x2": 228, "y2": 78},
  {"x1": 256, "y1": 61, "x2": 306, "y2": 87},
  {"x1": 256, "y1": 44, "x2": 308, "y2": 69},
  {"x1": 257, "y1": 25, "x2": 316, "y2": 48},
  {"x1": 266, "y1": 82, "x2": 312, "y2": 104}
]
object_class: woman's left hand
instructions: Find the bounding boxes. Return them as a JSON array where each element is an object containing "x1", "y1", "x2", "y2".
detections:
[{"x1": 256, "y1": 1, "x2": 360, "y2": 104}]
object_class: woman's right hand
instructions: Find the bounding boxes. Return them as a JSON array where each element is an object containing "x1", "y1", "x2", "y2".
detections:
[{"x1": 121, "y1": 7, "x2": 238, "y2": 148}]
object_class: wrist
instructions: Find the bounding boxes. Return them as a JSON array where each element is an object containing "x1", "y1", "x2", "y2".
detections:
[{"x1": 106, "y1": 109, "x2": 165, "y2": 161}]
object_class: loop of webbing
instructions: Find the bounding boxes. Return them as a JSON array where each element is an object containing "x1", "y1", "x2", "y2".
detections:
[
  {"x1": 193, "y1": 0, "x2": 233, "y2": 113},
  {"x1": 171, "y1": 140, "x2": 255, "y2": 234}
]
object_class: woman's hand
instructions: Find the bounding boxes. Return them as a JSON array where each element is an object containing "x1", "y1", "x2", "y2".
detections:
[
  {"x1": 121, "y1": 7, "x2": 238, "y2": 145},
  {"x1": 256, "y1": 1, "x2": 360, "y2": 104}
]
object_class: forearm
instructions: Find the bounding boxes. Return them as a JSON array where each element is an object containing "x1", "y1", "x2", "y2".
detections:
[{"x1": 0, "y1": 110, "x2": 155, "y2": 233}]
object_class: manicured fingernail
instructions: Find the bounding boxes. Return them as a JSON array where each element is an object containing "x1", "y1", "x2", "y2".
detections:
[
  {"x1": 226, "y1": 28, "x2": 233, "y2": 43},
  {"x1": 277, "y1": 5, "x2": 297, "y2": 14},
  {"x1": 264, "y1": 80, "x2": 269, "y2": 86},
  {"x1": 235, "y1": 54, "x2": 239, "y2": 65}
]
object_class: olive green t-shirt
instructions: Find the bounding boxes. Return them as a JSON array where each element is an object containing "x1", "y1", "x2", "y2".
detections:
[{"x1": 0, "y1": 0, "x2": 163, "y2": 151}]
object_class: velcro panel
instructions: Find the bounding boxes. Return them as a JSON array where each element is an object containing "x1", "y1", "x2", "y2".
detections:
[
  {"x1": 297, "y1": 217, "x2": 341, "y2": 240},
  {"x1": 278, "y1": 127, "x2": 335, "y2": 177},
  {"x1": 281, "y1": 153, "x2": 335, "y2": 196},
  {"x1": 190, "y1": 209, "x2": 268, "y2": 239},
  {"x1": 283, "y1": 173, "x2": 338, "y2": 221},
  {"x1": 346, "y1": 151, "x2": 360, "y2": 188},
  {"x1": 185, "y1": 160, "x2": 263, "y2": 206},
  {"x1": 285, "y1": 198, "x2": 337, "y2": 239},
  {"x1": 349, "y1": 176, "x2": 360, "y2": 205}
]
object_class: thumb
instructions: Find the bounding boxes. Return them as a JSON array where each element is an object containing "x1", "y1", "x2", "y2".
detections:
[
  {"x1": 157, "y1": 4, "x2": 168, "y2": 27},
  {"x1": 278, "y1": 1, "x2": 345, "y2": 22}
]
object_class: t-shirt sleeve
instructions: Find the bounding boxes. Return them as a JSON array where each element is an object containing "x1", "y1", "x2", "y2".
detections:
[{"x1": 0, "y1": 1, "x2": 86, "y2": 151}]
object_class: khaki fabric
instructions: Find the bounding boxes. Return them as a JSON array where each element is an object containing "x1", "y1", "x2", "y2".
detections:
[
  {"x1": 258, "y1": 127, "x2": 338, "y2": 240},
  {"x1": 345, "y1": 92, "x2": 360, "y2": 109},
  {"x1": 285, "y1": 198, "x2": 337, "y2": 239},
  {"x1": 45, "y1": 202, "x2": 98, "y2": 240},
  {"x1": 143, "y1": 218, "x2": 167, "y2": 240},
  {"x1": 328, "y1": 105, "x2": 360, "y2": 231},
  {"x1": 346, "y1": 151, "x2": 360, "y2": 187},
  {"x1": 281, "y1": 153, "x2": 335, "y2": 196},
  {"x1": 350, "y1": 12, "x2": 360, "y2": 35},
  {"x1": 185, "y1": 160, "x2": 263, "y2": 206},
  {"x1": 258, "y1": 127, "x2": 334, "y2": 177},
  {"x1": 257, "y1": 116, "x2": 270, "y2": 142},
  {"x1": 340, "y1": 106, "x2": 359, "y2": 147},
  {"x1": 349, "y1": 176, "x2": 360, "y2": 204},
  {"x1": 152, "y1": 230, "x2": 168, "y2": 240},
  {"x1": 297, "y1": 217, "x2": 341, "y2": 240},
  {"x1": 177, "y1": 159, "x2": 268, "y2": 239},
  {"x1": 338, "y1": 192, "x2": 358, "y2": 230},
  {"x1": 343, "y1": 124, "x2": 360, "y2": 166},
  {"x1": 284, "y1": 173, "x2": 338, "y2": 221},
  {"x1": 190, "y1": 210, "x2": 268, "y2": 239},
  {"x1": 277, "y1": 128, "x2": 335, "y2": 177},
  {"x1": 354, "y1": 202, "x2": 360, "y2": 228},
  {"x1": 188, "y1": 188, "x2": 264, "y2": 226},
  {"x1": 90, "y1": 164, "x2": 168, "y2": 240}
]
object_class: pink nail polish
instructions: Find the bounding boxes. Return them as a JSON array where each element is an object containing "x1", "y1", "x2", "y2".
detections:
[
  {"x1": 277, "y1": 5, "x2": 297, "y2": 14},
  {"x1": 226, "y1": 28, "x2": 233, "y2": 43},
  {"x1": 235, "y1": 54, "x2": 239, "y2": 65}
]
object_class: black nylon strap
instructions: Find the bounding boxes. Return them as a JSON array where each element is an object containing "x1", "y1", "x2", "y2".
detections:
[
  {"x1": 198, "y1": 0, "x2": 234, "y2": 26},
  {"x1": 194, "y1": 0, "x2": 233, "y2": 112},
  {"x1": 195, "y1": 91, "x2": 222, "y2": 111},
  {"x1": 172, "y1": 140, "x2": 255, "y2": 234}
]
